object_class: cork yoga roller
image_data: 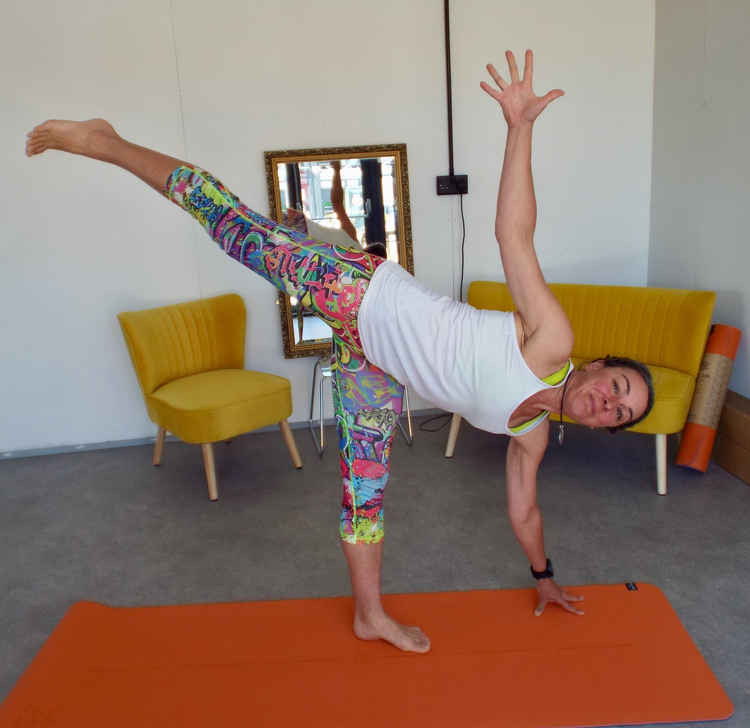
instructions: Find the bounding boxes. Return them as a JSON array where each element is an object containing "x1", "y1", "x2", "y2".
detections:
[{"x1": 676, "y1": 324, "x2": 742, "y2": 471}]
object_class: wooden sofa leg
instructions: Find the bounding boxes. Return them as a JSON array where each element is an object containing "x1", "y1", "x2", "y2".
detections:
[
  {"x1": 201, "y1": 443, "x2": 219, "y2": 501},
  {"x1": 280, "y1": 420, "x2": 303, "y2": 469},
  {"x1": 445, "y1": 413, "x2": 462, "y2": 458},
  {"x1": 656, "y1": 433, "x2": 667, "y2": 496},
  {"x1": 153, "y1": 427, "x2": 166, "y2": 466}
]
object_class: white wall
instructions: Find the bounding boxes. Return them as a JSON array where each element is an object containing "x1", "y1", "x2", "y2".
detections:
[
  {"x1": 452, "y1": 2, "x2": 655, "y2": 290},
  {"x1": 649, "y1": 0, "x2": 750, "y2": 397},
  {"x1": 0, "y1": 0, "x2": 655, "y2": 453}
]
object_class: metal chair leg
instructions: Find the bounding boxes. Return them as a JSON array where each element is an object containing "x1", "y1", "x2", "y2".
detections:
[
  {"x1": 397, "y1": 386, "x2": 414, "y2": 446},
  {"x1": 308, "y1": 356, "x2": 331, "y2": 457}
]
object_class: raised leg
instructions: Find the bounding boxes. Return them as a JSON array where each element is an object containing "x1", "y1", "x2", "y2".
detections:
[
  {"x1": 445, "y1": 413, "x2": 462, "y2": 457},
  {"x1": 26, "y1": 119, "x2": 382, "y2": 357},
  {"x1": 201, "y1": 443, "x2": 219, "y2": 501},
  {"x1": 279, "y1": 420, "x2": 303, "y2": 469},
  {"x1": 656, "y1": 433, "x2": 667, "y2": 495},
  {"x1": 26, "y1": 119, "x2": 185, "y2": 194},
  {"x1": 153, "y1": 426, "x2": 166, "y2": 466}
]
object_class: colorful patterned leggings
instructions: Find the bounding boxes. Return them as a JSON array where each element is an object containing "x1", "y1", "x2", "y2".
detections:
[{"x1": 165, "y1": 166, "x2": 403, "y2": 544}]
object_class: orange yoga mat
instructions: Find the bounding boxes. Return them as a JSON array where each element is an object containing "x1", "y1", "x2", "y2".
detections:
[{"x1": 0, "y1": 584, "x2": 732, "y2": 728}]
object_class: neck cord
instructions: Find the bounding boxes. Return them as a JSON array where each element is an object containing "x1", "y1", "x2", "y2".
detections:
[{"x1": 557, "y1": 371, "x2": 573, "y2": 446}]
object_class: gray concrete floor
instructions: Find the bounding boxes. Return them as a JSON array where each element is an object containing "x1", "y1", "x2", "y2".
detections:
[{"x1": 1, "y1": 417, "x2": 748, "y2": 727}]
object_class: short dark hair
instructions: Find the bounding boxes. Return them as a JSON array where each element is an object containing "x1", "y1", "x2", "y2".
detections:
[{"x1": 599, "y1": 355, "x2": 655, "y2": 433}]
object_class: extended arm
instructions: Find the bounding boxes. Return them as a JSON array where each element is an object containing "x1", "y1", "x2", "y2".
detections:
[
  {"x1": 506, "y1": 425, "x2": 584, "y2": 616},
  {"x1": 506, "y1": 433, "x2": 546, "y2": 569},
  {"x1": 481, "y1": 51, "x2": 572, "y2": 359}
]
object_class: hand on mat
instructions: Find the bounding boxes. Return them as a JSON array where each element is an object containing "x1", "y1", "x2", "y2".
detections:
[
  {"x1": 480, "y1": 49, "x2": 564, "y2": 127},
  {"x1": 534, "y1": 579, "x2": 584, "y2": 616}
]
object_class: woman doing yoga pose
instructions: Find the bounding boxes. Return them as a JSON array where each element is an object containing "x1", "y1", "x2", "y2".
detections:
[{"x1": 25, "y1": 50, "x2": 653, "y2": 654}]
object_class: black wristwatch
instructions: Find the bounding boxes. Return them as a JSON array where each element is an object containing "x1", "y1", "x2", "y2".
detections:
[{"x1": 530, "y1": 558, "x2": 554, "y2": 580}]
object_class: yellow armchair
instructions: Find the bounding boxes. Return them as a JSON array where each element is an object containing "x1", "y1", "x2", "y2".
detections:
[{"x1": 118, "y1": 294, "x2": 302, "y2": 500}]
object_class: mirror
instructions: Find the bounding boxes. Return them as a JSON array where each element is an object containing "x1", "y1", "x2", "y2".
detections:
[{"x1": 264, "y1": 144, "x2": 414, "y2": 358}]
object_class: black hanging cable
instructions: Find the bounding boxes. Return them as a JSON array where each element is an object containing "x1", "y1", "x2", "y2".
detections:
[
  {"x1": 443, "y1": 0, "x2": 467, "y2": 303},
  {"x1": 417, "y1": 0, "x2": 467, "y2": 433},
  {"x1": 458, "y1": 192, "x2": 466, "y2": 301},
  {"x1": 444, "y1": 0, "x2": 454, "y2": 176},
  {"x1": 419, "y1": 412, "x2": 452, "y2": 432}
]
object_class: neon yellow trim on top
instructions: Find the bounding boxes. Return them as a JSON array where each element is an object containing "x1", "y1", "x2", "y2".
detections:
[
  {"x1": 541, "y1": 360, "x2": 571, "y2": 386},
  {"x1": 508, "y1": 410, "x2": 549, "y2": 435},
  {"x1": 508, "y1": 360, "x2": 571, "y2": 435}
]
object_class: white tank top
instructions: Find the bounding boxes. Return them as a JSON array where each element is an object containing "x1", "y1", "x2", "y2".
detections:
[{"x1": 357, "y1": 262, "x2": 571, "y2": 436}]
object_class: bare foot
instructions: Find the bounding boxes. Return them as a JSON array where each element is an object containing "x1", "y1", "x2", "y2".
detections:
[
  {"x1": 25, "y1": 118, "x2": 118, "y2": 158},
  {"x1": 354, "y1": 611, "x2": 431, "y2": 653}
]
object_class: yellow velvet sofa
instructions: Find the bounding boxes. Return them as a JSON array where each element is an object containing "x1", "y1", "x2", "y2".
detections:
[{"x1": 445, "y1": 281, "x2": 716, "y2": 495}]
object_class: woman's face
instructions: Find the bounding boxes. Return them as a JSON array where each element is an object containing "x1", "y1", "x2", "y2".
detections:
[{"x1": 566, "y1": 361, "x2": 650, "y2": 429}]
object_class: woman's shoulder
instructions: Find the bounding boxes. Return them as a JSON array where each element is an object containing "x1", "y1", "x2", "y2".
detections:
[{"x1": 516, "y1": 311, "x2": 574, "y2": 381}]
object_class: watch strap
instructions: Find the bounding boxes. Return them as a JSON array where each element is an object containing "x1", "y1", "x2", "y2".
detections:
[{"x1": 530, "y1": 558, "x2": 554, "y2": 580}]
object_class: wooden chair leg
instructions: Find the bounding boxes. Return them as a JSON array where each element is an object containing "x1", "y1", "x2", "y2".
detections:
[
  {"x1": 280, "y1": 420, "x2": 303, "y2": 469},
  {"x1": 445, "y1": 413, "x2": 462, "y2": 458},
  {"x1": 201, "y1": 443, "x2": 219, "y2": 501},
  {"x1": 153, "y1": 427, "x2": 166, "y2": 466},
  {"x1": 656, "y1": 433, "x2": 667, "y2": 496}
]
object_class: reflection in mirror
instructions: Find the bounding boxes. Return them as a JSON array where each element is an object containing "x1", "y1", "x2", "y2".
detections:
[{"x1": 265, "y1": 144, "x2": 414, "y2": 358}]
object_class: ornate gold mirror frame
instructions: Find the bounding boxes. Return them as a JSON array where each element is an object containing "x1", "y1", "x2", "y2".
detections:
[{"x1": 264, "y1": 143, "x2": 414, "y2": 359}]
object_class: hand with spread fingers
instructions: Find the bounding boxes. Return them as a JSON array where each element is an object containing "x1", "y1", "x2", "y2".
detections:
[
  {"x1": 480, "y1": 49, "x2": 564, "y2": 127},
  {"x1": 535, "y1": 578, "x2": 585, "y2": 617}
]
